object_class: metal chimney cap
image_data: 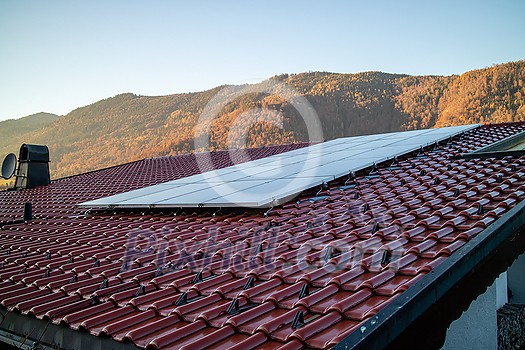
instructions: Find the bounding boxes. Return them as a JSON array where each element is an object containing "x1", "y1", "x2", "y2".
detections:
[{"x1": 19, "y1": 144, "x2": 50, "y2": 163}]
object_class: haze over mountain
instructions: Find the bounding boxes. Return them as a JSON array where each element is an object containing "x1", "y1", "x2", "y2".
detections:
[{"x1": 1, "y1": 60, "x2": 524, "y2": 182}]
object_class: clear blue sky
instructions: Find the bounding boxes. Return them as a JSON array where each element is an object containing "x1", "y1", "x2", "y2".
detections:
[{"x1": 1, "y1": 0, "x2": 524, "y2": 121}]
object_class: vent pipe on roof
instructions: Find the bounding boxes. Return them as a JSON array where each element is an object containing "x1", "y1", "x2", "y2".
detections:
[
  {"x1": 24, "y1": 202, "x2": 33, "y2": 221},
  {"x1": 14, "y1": 144, "x2": 51, "y2": 189}
]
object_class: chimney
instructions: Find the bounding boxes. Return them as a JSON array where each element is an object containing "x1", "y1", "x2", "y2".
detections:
[{"x1": 15, "y1": 144, "x2": 51, "y2": 189}]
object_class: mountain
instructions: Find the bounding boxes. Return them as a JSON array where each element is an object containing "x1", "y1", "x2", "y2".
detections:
[
  {"x1": 0, "y1": 112, "x2": 60, "y2": 149},
  {"x1": 0, "y1": 61, "x2": 524, "y2": 181}
]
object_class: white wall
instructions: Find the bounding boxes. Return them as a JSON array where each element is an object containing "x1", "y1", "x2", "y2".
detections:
[
  {"x1": 441, "y1": 276, "x2": 503, "y2": 350},
  {"x1": 496, "y1": 272, "x2": 508, "y2": 308},
  {"x1": 441, "y1": 251, "x2": 525, "y2": 350}
]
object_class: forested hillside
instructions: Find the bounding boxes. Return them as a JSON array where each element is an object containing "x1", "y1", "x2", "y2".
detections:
[
  {"x1": 0, "y1": 112, "x2": 59, "y2": 149},
  {"x1": 1, "y1": 60, "x2": 524, "y2": 181}
]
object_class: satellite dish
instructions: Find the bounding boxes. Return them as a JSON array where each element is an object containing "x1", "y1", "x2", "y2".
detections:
[{"x1": 1, "y1": 153, "x2": 17, "y2": 179}]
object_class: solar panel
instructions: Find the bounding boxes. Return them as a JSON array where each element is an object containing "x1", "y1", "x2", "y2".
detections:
[{"x1": 79, "y1": 124, "x2": 478, "y2": 209}]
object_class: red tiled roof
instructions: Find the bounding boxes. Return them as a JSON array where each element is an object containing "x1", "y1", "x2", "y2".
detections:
[{"x1": 1, "y1": 124, "x2": 525, "y2": 349}]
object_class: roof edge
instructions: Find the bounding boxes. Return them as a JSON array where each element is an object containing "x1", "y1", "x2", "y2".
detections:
[
  {"x1": 52, "y1": 158, "x2": 145, "y2": 183},
  {"x1": 471, "y1": 130, "x2": 525, "y2": 153},
  {"x1": 0, "y1": 307, "x2": 139, "y2": 350},
  {"x1": 334, "y1": 198, "x2": 525, "y2": 350},
  {"x1": 53, "y1": 142, "x2": 311, "y2": 183}
]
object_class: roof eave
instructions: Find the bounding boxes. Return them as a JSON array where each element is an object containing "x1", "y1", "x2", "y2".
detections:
[{"x1": 335, "y1": 198, "x2": 525, "y2": 350}]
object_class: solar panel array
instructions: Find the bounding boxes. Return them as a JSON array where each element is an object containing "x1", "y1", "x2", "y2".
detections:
[{"x1": 78, "y1": 125, "x2": 478, "y2": 209}]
